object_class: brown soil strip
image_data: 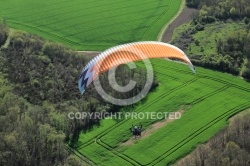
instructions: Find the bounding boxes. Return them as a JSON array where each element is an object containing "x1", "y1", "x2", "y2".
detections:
[
  {"x1": 161, "y1": 8, "x2": 198, "y2": 42},
  {"x1": 120, "y1": 110, "x2": 186, "y2": 147},
  {"x1": 77, "y1": 51, "x2": 101, "y2": 57}
]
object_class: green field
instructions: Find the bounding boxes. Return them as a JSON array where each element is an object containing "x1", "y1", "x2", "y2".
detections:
[
  {"x1": 74, "y1": 60, "x2": 250, "y2": 166},
  {"x1": 2, "y1": 0, "x2": 250, "y2": 165},
  {"x1": 0, "y1": 0, "x2": 182, "y2": 50}
]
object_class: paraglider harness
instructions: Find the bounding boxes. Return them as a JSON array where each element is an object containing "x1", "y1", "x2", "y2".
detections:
[{"x1": 130, "y1": 123, "x2": 142, "y2": 139}]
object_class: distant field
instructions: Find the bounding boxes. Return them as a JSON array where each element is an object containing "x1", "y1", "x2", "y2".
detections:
[
  {"x1": 0, "y1": 0, "x2": 182, "y2": 50},
  {"x1": 74, "y1": 60, "x2": 250, "y2": 166}
]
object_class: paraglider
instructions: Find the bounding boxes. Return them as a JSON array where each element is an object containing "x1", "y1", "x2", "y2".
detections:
[
  {"x1": 130, "y1": 123, "x2": 142, "y2": 139},
  {"x1": 78, "y1": 41, "x2": 195, "y2": 94}
]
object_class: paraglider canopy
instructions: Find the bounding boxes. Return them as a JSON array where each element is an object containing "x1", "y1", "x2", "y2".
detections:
[{"x1": 78, "y1": 41, "x2": 196, "y2": 94}]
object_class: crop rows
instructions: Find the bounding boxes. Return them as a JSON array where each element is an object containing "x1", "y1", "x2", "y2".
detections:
[
  {"x1": 148, "y1": 102, "x2": 250, "y2": 165},
  {"x1": 75, "y1": 60, "x2": 250, "y2": 165},
  {"x1": 76, "y1": 77, "x2": 200, "y2": 149},
  {"x1": 0, "y1": 0, "x2": 181, "y2": 50}
]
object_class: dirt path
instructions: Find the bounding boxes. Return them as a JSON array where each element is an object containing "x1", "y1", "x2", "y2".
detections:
[
  {"x1": 120, "y1": 110, "x2": 186, "y2": 147},
  {"x1": 160, "y1": 7, "x2": 198, "y2": 42},
  {"x1": 77, "y1": 51, "x2": 101, "y2": 57},
  {"x1": 1, "y1": 28, "x2": 13, "y2": 49}
]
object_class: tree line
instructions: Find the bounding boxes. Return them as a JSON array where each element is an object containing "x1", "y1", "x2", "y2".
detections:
[
  {"x1": 187, "y1": 0, "x2": 250, "y2": 20},
  {"x1": 173, "y1": 0, "x2": 250, "y2": 78},
  {"x1": 0, "y1": 24, "x2": 158, "y2": 165}
]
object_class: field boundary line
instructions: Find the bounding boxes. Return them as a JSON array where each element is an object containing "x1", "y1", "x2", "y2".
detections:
[
  {"x1": 157, "y1": 0, "x2": 185, "y2": 42},
  {"x1": 6, "y1": 20, "x2": 79, "y2": 45},
  {"x1": 158, "y1": 64, "x2": 250, "y2": 91},
  {"x1": 75, "y1": 59, "x2": 249, "y2": 165},
  {"x1": 99, "y1": 84, "x2": 228, "y2": 165},
  {"x1": 157, "y1": 0, "x2": 186, "y2": 41},
  {"x1": 76, "y1": 78, "x2": 200, "y2": 165},
  {"x1": 79, "y1": 66, "x2": 229, "y2": 146},
  {"x1": 93, "y1": 85, "x2": 238, "y2": 166},
  {"x1": 190, "y1": 85, "x2": 229, "y2": 105},
  {"x1": 76, "y1": 63, "x2": 249, "y2": 150},
  {"x1": 148, "y1": 102, "x2": 250, "y2": 165},
  {"x1": 75, "y1": 65, "x2": 249, "y2": 165},
  {"x1": 65, "y1": 145, "x2": 97, "y2": 166},
  {"x1": 97, "y1": 139, "x2": 141, "y2": 166},
  {"x1": 89, "y1": 77, "x2": 248, "y2": 165},
  {"x1": 141, "y1": 0, "x2": 172, "y2": 39},
  {"x1": 76, "y1": 78, "x2": 200, "y2": 149}
]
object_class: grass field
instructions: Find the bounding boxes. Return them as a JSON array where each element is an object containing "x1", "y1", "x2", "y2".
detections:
[
  {"x1": 74, "y1": 60, "x2": 250, "y2": 166},
  {"x1": 0, "y1": 0, "x2": 182, "y2": 50},
  {"x1": 2, "y1": 1, "x2": 250, "y2": 165}
]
